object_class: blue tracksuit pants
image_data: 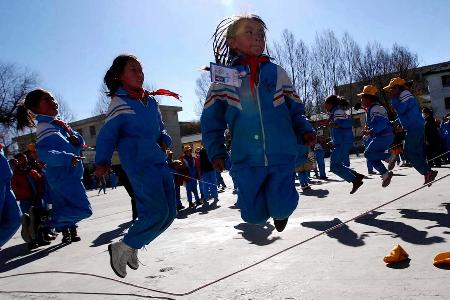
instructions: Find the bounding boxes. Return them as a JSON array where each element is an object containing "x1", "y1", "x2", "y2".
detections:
[
  {"x1": 367, "y1": 160, "x2": 374, "y2": 173},
  {"x1": 298, "y1": 171, "x2": 309, "y2": 186},
  {"x1": 200, "y1": 171, "x2": 218, "y2": 200},
  {"x1": 315, "y1": 150, "x2": 326, "y2": 178},
  {"x1": 364, "y1": 135, "x2": 393, "y2": 175},
  {"x1": 231, "y1": 164, "x2": 298, "y2": 224},
  {"x1": 49, "y1": 179, "x2": 92, "y2": 231},
  {"x1": 330, "y1": 143, "x2": 356, "y2": 182},
  {"x1": 404, "y1": 129, "x2": 430, "y2": 175},
  {"x1": 0, "y1": 187, "x2": 21, "y2": 248},
  {"x1": 185, "y1": 179, "x2": 200, "y2": 203},
  {"x1": 123, "y1": 164, "x2": 176, "y2": 249}
]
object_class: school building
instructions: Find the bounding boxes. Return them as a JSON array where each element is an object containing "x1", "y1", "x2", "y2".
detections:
[{"x1": 13, "y1": 104, "x2": 183, "y2": 164}]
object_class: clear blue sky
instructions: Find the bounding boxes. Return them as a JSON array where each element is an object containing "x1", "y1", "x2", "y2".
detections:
[{"x1": 1, "y1": 0, "x2": 449, "y2": 121}]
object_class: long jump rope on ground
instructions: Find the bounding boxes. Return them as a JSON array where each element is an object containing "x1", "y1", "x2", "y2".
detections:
[{"x1": 0, "y1": 152, "x2": 449, "y2": 298}]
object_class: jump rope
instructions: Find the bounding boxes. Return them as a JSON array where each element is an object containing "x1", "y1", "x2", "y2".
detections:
[{"x1": 1, "y1": 152, "x2": 448, "y2": 298}]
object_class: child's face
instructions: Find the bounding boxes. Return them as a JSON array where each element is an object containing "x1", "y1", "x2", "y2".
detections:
[
  {"x1": 324, "y1": 102, "x2": 332, "y2": 112},
  {"x1": 228, "y1": 19, "x2": 265, "y2": 57},
  {"x1": 119, "y1": 59, "x2": 144, "y2": 92},
  {"x1": 36, "y1": 92, "x2": 59, "y2": 117},
  {"x1": 360, "y1": 95, "x2": 371, "y2": 109}
]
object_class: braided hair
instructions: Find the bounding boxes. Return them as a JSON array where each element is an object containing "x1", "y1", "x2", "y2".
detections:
[{"x1": 212, "y1": 14, "x2": 267, "y2": 65}]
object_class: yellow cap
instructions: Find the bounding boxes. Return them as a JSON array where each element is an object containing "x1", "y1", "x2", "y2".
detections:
[
  {"x1": 357, "y1": 85, "x2": 378, "y2": 97},
  {"x1": 383, "y1": 77, "x2": 406, "y2": 90}
]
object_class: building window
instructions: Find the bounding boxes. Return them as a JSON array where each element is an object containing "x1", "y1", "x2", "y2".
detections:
[
  {"x1": 445, "y1": 97, "x2": 450, "y2": 109},
  {"x1": 442, "y1": 75, "x2": 450, "y2": 87},
  {"x1": 89, "y1": 126, "x2": 96, "y2": 137}
]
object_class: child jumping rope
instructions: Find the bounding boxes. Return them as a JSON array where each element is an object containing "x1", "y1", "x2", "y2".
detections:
[
  {"x1": 324, "y1": 95, "x2": 364, "y2": 194},
  {"x1": 16, "y1": 89, "x2": 92, "y2": 244},
  {"x1": 357, "y1": 85, "x2": 394, "y2": 187},
  {"x1": 201, "y1": 15, "x2": 316, "y2": 232},
  {"x1": 383, "y1": 77, "x2": 438, "y2": 185},
  {"x1": 95, "y1": 54, "x2": 180, "y2": 278}
]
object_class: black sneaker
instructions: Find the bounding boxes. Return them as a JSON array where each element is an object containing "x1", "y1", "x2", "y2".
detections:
[
  {"x1": 274, "y1": 218, "x2": 289, "y2": 232},
  {"x1": 61, "y1": 228, "x2": 72, "y2": 244},
  {"x1": 177, "y1": 204, "x2": 185, "y2": 211},
  {"x1": 188, "y1": 202, "x2": 195, "y2": 208},
  {"x1": 350, "y1": 173, "x2": 364, "y2": 194},
  {"x1": 70, "y1": 227, "x2": 81, "y2": 242},
  {"x1": 195, "y1": 199, "x2": 204, "y2": 206},
  {"x1": 424, "y1": 170, "x2": 438, "y2": 187},
  {"x1": 28, "y1": 241, "x2": 39, "y2": 250}
]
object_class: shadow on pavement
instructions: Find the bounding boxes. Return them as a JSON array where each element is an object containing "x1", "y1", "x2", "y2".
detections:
[
  {"x1": 301, "y1": 218, "x2": 366, "y2": 247},
  {"x1": 399, "y1": 203, "x2": 450, "y2": 229},
  {"x1": 300, "y1": 188, "x2": 330, "y2": 198},
  {"x1": 0, "y1": 242, "x2": 69, "y2": 273},
  {"x1": 234, "y1": 222, "x2": 281, "y2": 246},
  {"x1": 386, "y1": 258, "x2": 411, "y2": 269},
  {"x1": 355, "y1": 211, "x2": 446, "y2": 245},
  {"x1": 90, "y1": 221, "x2": 132, "y2": 247},
  {"x1": 176, "y1": 199, "x2": 221, "y2": 219}
]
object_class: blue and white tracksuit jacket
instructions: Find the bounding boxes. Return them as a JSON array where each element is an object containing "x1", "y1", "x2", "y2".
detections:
[
  {"x1": 201, "y1": 60, "x2": 313, "y2": 224},
  {"x1": 328, "y1": 106, "x2": 355, "y2": 182},
  {"x1": 390, "y1": 90, "x2": 429, "y2": 175},
  {"x1": 95, "y1": 88, "x2": 176, "y2": 249},
  {"x1": 0, "y1": 150, "x2": 21, "y2": 248},
  {"x1": 35, "y1": 115, "x2": 92, "y2": 231},
  {"x1": 363, "y1": 103, "x2": 393, "y2": 175}
]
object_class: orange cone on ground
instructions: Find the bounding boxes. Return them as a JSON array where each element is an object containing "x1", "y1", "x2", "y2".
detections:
[
  {"x1": 383, "y1": 244, "x2": 409, "y2": 264},
  {"x1": 433, "y1": 252, "x2": 450, "y2": 267}
]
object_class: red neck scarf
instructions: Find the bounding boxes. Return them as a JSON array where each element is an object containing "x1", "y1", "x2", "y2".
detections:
[
  {"x1": 51, "y1": 119, "x2": 73, "y2": 135},
  {"x1": 124, "y1": 88, "x2": 181, "y2": 101},
  {"x1": 239, "y1": 56, "x2": 269, "y2": 93}
]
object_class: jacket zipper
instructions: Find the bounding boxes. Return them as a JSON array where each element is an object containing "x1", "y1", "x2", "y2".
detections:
[{"x1": 254, "y1": 71, "x2": 268, "y2": 166}]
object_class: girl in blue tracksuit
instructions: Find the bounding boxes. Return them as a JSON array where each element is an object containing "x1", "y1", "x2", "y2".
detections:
[
  {"x1": 95, "y1": 54, "x2": 179, "y2": 278},
  {"x1": 16, "y1": 89, "x2": 92, "y2": 244},
  {"x1": 0, "y1": 145, "x2": 21, "y2": 248},
  {"x1": 201, "y1": 15, "x2": 316, "y2": 232},
  {"x1": 324, "y1": 95, "x2": 364, "y2": 194},
  {"x1": 383, "y1": 77, "x2": 437, "y2": 185},
  {"x1": 358, "y1": 85, "x2": 394, "y2": 187}
]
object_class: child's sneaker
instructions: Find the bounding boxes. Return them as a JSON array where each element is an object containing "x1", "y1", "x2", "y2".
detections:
[
  {"x1": 61, "y1": 228, "x2": 72, "y2": 244},
  {"x1": 195, "y1": 199, "x2": 204, "y2": 206},
  {"x1": 350, "y1": 173, "x2": 364, "y2": 194},
  {"x1": 274, "y1": 218, "x2": 288, "y2": 232},
  {"x1": 424, "y1": 170, "x2": 438, "y2": 186},
  {"x1": 108, "y1": 241, "x2": 133, "y2": 278},
  {"x1": 127, "y1": 248, "x2": 139, "y2": 270},
  {"x1": 20, "y1": 214, "x2": 32, "y2": 243},
  {"x1": 70, "y1": 227, "x2": 81, "y2": 242},
  {"x1": 188, "y1": 202, "x2": 195, "y2": 208},
  {"x1": 382, "y1": 171, "x2": 393, "y2": 187}
]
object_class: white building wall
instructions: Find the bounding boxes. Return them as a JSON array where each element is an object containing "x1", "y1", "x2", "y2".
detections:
[{"x1": 425, "y1": 71, "x2": 450, "y2": 118}]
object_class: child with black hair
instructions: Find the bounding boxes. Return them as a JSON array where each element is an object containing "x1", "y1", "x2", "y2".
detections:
[
  {"x1": 357, "y1": 85, "x2": 394, "y2": 187},
  {"x1": 16, "y1": 89, "x2": 92, "y2": 244},
  {"x1": 95, "y1": 54, "x2": 180, "y2": 278},
  {"x1": 201, "y1": 15, "x2": 316, "y2": 232},
  {"x1": 324, "y1": 95, "x2": 364, "y2": 194}
]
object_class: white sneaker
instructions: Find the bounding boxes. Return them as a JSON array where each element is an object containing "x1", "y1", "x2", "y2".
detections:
[
  {"x1": 127, "y1": 248, "x2": 139, "y2": 270},
  {"x1": 108, "y1": 241, "x2": 133, "y2": 278}
]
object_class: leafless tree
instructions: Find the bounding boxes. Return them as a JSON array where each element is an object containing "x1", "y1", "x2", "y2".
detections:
[
  {"x1": 0, "y1": 62, "x2": 38, "y2": 127},
  {"x1": 194, "y1": 72, "x2": 211, "y2": 116},
  {"x1": 54, "y1": 93, "x2": 76, "y2": 123},
  {"x1": 92, "y1": 83, "x2": 110, "y2": 116}
]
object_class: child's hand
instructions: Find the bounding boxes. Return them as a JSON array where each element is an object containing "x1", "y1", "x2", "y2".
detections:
[
  {"x1": 302, "y1": 132, "x2": 317, "y2": 147},
  {"x1": 159, "y1": 141, "x2": 168, "y2": 152},
  {"x1": 68, "y1": 135, "x2": 81, "y2": 146},
  {"x1": 71, "y1": 155, "x2": 85, "y2": 167},
  {"x1": 212, "y1": 158, "x2": 225, "y2": 172},
  {"x1": 95, "y1": 165, "x2": 110, "y2": 178}
]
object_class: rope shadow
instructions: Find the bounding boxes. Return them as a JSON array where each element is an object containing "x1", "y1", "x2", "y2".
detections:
[
  {"x1": 234, "y1": 222, "x2": 281, "y2": 246},
  {"x1": 355, "y1": 211, "x2": 446, "y2": 245},
  {"x1": 301, "y1": 218, "x2": 367, "y2": 247}
]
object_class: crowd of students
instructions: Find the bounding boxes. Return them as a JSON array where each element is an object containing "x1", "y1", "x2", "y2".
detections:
[{"x1": 0, "y1": 13, "x2": 448, "y2": 279}]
